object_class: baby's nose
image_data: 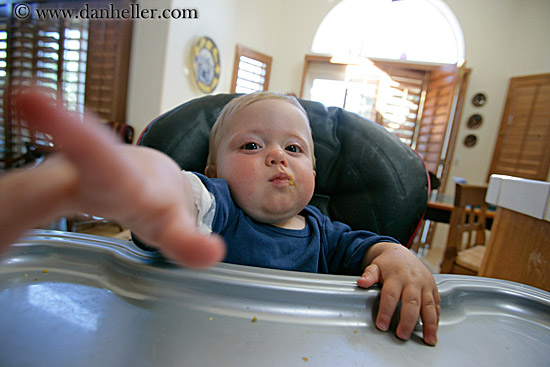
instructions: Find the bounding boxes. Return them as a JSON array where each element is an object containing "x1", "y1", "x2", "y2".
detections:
[{"x1": 266, "y1": 147, "x2": 287, "y2": 166}]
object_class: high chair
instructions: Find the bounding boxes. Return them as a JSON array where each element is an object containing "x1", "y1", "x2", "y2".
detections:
[
  {"x1": 137, "y1": 94, "x2": 429, "y2": 247},
  {"x1": 440, "y1": 183, "x2": 489, "y2": 275}
]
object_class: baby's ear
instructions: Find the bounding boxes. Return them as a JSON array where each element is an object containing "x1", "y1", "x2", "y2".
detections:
[{"x1": 205, "y1": 165, "x2": 217, "y2": 178}]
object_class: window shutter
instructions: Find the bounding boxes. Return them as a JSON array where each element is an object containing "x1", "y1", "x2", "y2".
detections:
[
  {"x1": 371, "y1": 63, "x2": 427, "y2": 147},
  {"x1": 1, "y1": 1, "x2": 69, "y2": 172},
  {"x1": 84, "y1": 16, "x2": 132, "y2": 123},
  {"x1": 231, "y1": 45, "x2": 272, "y2": 94},
  {"x1": 1, "y1": 4, "x2": 9, "y2": 170},
  {"x1": 488, "y1": 74, "x2": 550, "y2": 181},
  {"x1": 0, "y1": 0, "x2": 133, "y2": 173},
  {"x1": 303, "y1": 57, "x2": 428, "y2": 147},
  {"x1": 415, "y1": 65, "x2": 459, "y2": 175}
]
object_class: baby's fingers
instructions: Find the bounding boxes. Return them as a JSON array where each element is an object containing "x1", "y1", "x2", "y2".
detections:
[
  {"x1": 357, "y1": 263, "x2": 381, "y2": 289},
  {"x1": 375, "y1": 280, "x2": 401, "y2": 332},
  {"x1": 395, "y1": 286, "x2": 421, "y2": 341},
  {"x1": 419, "y1": 289, "x2": 440, "y2": 346}
]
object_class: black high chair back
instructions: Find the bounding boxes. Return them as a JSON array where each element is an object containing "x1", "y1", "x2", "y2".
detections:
[{"x1": 138, "y1": 94, "x2": 428, "y2": 247}]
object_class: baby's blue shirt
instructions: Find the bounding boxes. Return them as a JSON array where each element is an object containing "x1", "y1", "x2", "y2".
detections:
[{"x1": 197, "y1": 173, "x2": 399, "y2": 275}]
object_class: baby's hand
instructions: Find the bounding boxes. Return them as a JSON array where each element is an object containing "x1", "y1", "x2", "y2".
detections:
[{"x1": 357, "y1": 242, "x2": 440, "y2": 346}]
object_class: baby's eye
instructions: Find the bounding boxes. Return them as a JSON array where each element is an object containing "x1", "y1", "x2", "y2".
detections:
[
  {"x1": 242, "y1": 142, "x2": 261, "y2": 150},
  {"x1": 285, "y1": 145, "x2": 301, "y2": 153}
]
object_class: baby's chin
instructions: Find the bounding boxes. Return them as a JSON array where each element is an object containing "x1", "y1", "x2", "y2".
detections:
[{"x1": 244, "y1": 207, "x2": 304, "y2": 229}]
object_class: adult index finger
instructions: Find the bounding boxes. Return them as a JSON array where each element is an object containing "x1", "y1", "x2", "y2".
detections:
[{"x1": 12, "y1": 88, "x2": 124, "y2": 173}]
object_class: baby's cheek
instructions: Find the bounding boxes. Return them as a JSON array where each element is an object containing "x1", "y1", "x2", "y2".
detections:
[
  {"x1": 297, "y1": 173, "x2": 315, "y2": 198},
  {"x1": 227, "y1": 175, "x2": 258, "y2": 203}
]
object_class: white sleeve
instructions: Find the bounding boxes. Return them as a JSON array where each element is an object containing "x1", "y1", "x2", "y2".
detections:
[{"x1": 181, "y1": 171, "x2": 216, "y2": 234}]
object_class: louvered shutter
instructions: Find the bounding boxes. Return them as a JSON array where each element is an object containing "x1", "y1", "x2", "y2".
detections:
[
  {"x1": 231, "y1": 45, "x2": 272, "y2": 93},
  {"x1": 1, "y1": 1, "x2": 71, "y2": 172},
  {"x1": 488, "y1": 74, "x2": 550, "y2": 181},
  {"x1": 415, "y1": 65, "x2": 458, "y2": 176},
  {"x1": 85, "y1": 15, "x2": 132, "y2": 123},
  {"x1": 0, "y1": 0, "x2": 132, "y2": 173},
  {"x1": 371, "y1": 63, "x2": 427, "y2": 147}
]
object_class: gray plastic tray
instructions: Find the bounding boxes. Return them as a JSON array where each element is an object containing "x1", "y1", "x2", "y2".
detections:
[{"x1": 1, "y1": 230, "x2": 549, "y2": 366}]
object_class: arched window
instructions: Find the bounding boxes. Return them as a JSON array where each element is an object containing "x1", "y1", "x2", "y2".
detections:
[
  {"x1": 312, "y1": 0, "x2": 464, "y2": 65},
  {"x1": 302, "y1": 0, "x2": 469, "y2": 195}
]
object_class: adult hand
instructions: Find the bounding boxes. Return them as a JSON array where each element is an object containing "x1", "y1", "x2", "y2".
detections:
[{"x1": 0, "y1": 89, "x2": 225, "y2": 268}]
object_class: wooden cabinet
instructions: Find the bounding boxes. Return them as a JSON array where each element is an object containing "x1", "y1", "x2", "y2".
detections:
[{"x1": 481, "y1": 175, "x2": 550, "y2": 291}]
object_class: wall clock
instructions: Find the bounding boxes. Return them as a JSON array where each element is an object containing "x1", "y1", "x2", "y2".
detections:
[{"x1": 191, "y1": 36, "x2": 220, "y2": 94}]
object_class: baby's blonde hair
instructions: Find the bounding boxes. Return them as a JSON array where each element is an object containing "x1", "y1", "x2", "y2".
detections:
[{"x1": 206, "y1": 92, "x2": 316, "y2": 169}]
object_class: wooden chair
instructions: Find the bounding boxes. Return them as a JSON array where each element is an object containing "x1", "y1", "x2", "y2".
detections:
[{"x1": 440, "y1": 183, "x2": 489, "y2": 275}]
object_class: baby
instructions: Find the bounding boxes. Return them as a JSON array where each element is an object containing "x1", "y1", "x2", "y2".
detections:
[
  {"x1": 3, "y1": 90, "x2": 439, "y2": 345},
  {"x1": 160, "y1": 92, "x2": 403, "y2": 275}
]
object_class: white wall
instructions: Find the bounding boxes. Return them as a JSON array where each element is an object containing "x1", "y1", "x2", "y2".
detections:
[
  {"x1": 127, "y1": 0, "x2": 239, "y2": 134},
  {"x1": 126, "y1": 0, "x2": 171, "y2": 135},
  {"x1": 159, "y1": 0, "x2": 239, "y2": 112},
  {"x1": 444, "y1": 0, "x2": 550, "y2": 191},
  {"x1": 127, "y1": 0, "x2": 550, "y2": 190}
]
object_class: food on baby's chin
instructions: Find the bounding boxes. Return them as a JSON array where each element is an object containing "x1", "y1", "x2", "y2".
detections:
[{"x1": 288, "y1": 173, "x2": 295, "y2": 186}]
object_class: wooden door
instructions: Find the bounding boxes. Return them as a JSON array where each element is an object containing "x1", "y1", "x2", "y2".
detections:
[{"x1": 488, "y1": 73, "x2": 550, "y2": 181}]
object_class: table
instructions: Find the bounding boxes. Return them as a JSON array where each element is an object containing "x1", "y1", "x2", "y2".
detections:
[
  {"x1": 411, "y1": 192, "x2": 495, "y2": 253},
  {"x1": 425, "y1": 193, "x2": 495, "y2": 229}
]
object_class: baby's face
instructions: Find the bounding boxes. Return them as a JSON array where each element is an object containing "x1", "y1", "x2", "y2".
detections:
[{"x1": 210, "y1": 99, "x2": 316, "y2": 228}]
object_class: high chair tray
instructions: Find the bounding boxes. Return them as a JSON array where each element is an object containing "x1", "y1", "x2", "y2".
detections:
[{"x1": 1, "y1": 230, "x2": 549, "y2": 366}]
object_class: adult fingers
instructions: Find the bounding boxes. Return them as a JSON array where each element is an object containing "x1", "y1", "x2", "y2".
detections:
[
  {"x1": 13, "y1": 89, "x2": 124, "y2": 175},
  {"x1": 133, "y1": 208, "x2": 226, "y2": 268},
  {"x1": 0, "y1": 156, "x2": 77, "y2": 251},
  {"x1": 157, "y1": 232, "x2": 226, "y2": 269}
]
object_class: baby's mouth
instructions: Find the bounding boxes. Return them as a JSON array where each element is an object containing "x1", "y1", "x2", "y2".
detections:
[{"x1": 269, "y1": 172, "x2": 295, "y2": 186}]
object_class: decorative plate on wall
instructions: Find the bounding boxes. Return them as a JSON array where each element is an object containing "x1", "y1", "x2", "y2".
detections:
[
  {"x1": 472, "y1": 93, "x2": 487, "y2": 107},
  {"x1": 191, "y1": 36, "x2": 220, "y2": 94},
  {"x1": 464, "y1": 134, "x2": 478, "y2": 147},
  {"x1": 467, "y1": 114, "x2": 483, "y2": 129}
]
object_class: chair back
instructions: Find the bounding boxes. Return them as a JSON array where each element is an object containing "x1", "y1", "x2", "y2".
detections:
[
  {"x1": 138, "y1": 94, "x2": 429, "y2": 247},
  {"x1": 440, "y1": 183, "x2": 488, "y2": 274}
]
